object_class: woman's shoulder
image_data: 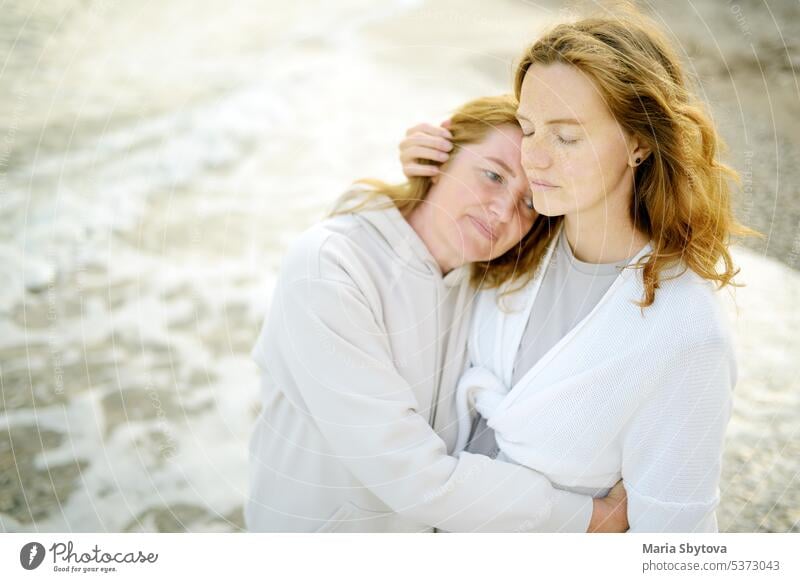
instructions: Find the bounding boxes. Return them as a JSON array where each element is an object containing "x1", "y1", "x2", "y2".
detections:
[
  {"x1": 655, "y1": 263, "x2": 725, "y2": 307},
  {"x1": 278, "y1": 213, "x2": 373, "y2": 286},
  {"x1": 628, "y1": 266, "x2": 737, "y2": 406},
  {"x1": 646, "y1": 264, "x2": 735, "y2": 350}
]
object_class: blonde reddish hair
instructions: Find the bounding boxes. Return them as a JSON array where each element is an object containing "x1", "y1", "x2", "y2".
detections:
[
  {"x1": 513, "y1": 10, "x2": 758, "y2": 306},
  {"x1": 332, "y1": 94, "x2": 552, "y2": 291}
]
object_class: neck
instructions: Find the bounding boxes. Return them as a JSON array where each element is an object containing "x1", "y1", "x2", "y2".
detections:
[
  {"x1": 405, "y1": 204, "x2": 456, "y2": 274},
  {"x1": 563, "y1": 194, "x2": 650, "y2": 264}
]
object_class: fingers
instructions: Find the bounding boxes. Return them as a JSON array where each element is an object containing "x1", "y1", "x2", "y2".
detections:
[
  {"x1": 401, "y1": 133, "x2": 453, "y2": 154},
  {"x1": 400, "y1": 135, "x2": 453, "y2": 164},
  {"x1": 404, "y1": 122, "x2": 453, "y2": 139},
  {"x1": 403, "y1": 163, "x2": 440, "y2": 177},
  {"x1": 401, "y1": 121, "x2": 454, "y2": 178},
  {"x1": 400, "y1": 145, "x2": 451, "y2": 165}
]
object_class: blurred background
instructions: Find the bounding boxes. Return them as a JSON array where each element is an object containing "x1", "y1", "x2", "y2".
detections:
[{"x1": 0, "y1": 0, "x2": 797, "y2": 532}]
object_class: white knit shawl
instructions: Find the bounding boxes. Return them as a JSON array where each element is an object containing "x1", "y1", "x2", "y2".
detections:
[{"x1": 456, "y1": 230, "x2": 736, "y2": 532}]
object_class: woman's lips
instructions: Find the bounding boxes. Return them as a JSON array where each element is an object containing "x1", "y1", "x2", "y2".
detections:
[
  {"x1": 530, "y1": 179, "x2": 558, "y2": 189},
  {"x1": 468, "y1": 215, "x2": 496, "y2": 241}
]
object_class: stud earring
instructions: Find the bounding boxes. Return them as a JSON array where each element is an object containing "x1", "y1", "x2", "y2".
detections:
[{"x1": 635, "y1": 157, "x2": 641, "y2": 165}]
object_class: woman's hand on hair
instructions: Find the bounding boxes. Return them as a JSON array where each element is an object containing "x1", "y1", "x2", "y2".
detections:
[{"x1": 399, "y1": 120, "x2": 454, "y2": 178}]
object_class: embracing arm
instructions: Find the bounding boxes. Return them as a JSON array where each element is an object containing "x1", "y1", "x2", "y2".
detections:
[
  {"x1": 621, "y1": 335, "x2": 735, "y2": 532},
  {"x1": 264, "y1": 240, "x2": 603, "y2": 532}
]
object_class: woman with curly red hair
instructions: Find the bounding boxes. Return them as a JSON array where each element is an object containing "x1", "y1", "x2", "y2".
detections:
[{"x1": 402, "y1": 10, "x2": 755, "y2": 532}]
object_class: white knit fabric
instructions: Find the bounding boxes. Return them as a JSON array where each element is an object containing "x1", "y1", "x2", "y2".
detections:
[{"x1": 456, "y1": 227, "x2": 737, "y2": 532}]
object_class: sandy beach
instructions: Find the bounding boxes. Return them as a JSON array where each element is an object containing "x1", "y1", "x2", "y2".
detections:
[{"x1": 0, "y1": 0, "x2": 798, "y2": 532}]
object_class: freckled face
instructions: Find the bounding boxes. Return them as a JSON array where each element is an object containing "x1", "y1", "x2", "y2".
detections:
[
  {"x1": 422, "y1": 124, "x2": 537, "y2": 267},
  {"x1": 517, "y1": 63, "x2": 635, "y2": 218}
]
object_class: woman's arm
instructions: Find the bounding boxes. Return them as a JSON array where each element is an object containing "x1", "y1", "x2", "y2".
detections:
[
  {"x1": 621, "y1": 335, "x2": 735, "y2": 532},
  {"x1": 263, "y1": 234, "x2": 613, "y2": 532}
]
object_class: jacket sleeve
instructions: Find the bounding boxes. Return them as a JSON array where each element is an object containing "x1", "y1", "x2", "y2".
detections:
[
  {"x1": 264, "y1": 245, "x2": 593, "y2": 532},
  {"x1": 621, "y1": 335, "x2": 735, "y2": 532}
]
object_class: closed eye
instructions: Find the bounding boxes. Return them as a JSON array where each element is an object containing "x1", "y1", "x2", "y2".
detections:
[{"x1": 556, "y1": 134, "x2": 579, "y2": 145}]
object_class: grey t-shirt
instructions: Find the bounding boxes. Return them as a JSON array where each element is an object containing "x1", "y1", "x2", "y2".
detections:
[{"x1": 465, "y1": 228, "x2": 630, "y2": 458}]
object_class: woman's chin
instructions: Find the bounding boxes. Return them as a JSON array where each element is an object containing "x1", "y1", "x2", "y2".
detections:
[
  {"x1": 470, "y1": 246, "x2": 511, "y2": 264},
  {"x1": 532, "y1": 202, "x2": 565, "y2": 217}
]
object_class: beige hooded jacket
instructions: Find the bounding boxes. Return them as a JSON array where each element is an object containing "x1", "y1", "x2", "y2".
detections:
[{"x1": 244, "y1": 198, "x2": 593, "y2": 532}]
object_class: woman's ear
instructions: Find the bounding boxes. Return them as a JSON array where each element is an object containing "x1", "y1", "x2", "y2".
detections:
[{"x1": 629, "y1": 135, "x2": 652, "y2": 167}]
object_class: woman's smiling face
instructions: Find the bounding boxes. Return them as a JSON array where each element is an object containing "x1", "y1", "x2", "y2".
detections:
[
  {"x1": 418, "y1": 124, "x2": 536, "y2": 271},
  {"x1": 517, "y1": 62, "x2": 637, "y2": 219}
]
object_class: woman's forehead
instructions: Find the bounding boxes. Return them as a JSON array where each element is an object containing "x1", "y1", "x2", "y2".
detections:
[
  {"x1": 476, "y1": 125, "x2": 522, "y2": 151},
  {"x1": 518, "y1": 63, "x2": 608, "y2": 123},
  {"x1": 465, "y1": 127, "x2": 523, "y2": 164}
]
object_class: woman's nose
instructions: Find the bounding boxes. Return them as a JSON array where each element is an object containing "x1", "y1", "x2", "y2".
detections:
[
  {"x1": 523, "y1": 136, "x2": 552, "y2": 169},
  {"x1": 489, "y1": 189, "x2": 516, "y2": 223}
]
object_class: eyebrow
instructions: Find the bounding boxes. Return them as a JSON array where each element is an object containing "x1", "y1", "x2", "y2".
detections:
[
  {"x1": 485, "y1": 156, "x2": 516, "y2": 178},
  {"x1": 516, "y1": 112, "x2": 583, "y2": 126}
]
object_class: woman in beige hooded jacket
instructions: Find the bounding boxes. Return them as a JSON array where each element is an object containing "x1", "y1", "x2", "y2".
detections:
[{"x1": 245, "y1": 95, "x2": 627, "y2": 533}]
